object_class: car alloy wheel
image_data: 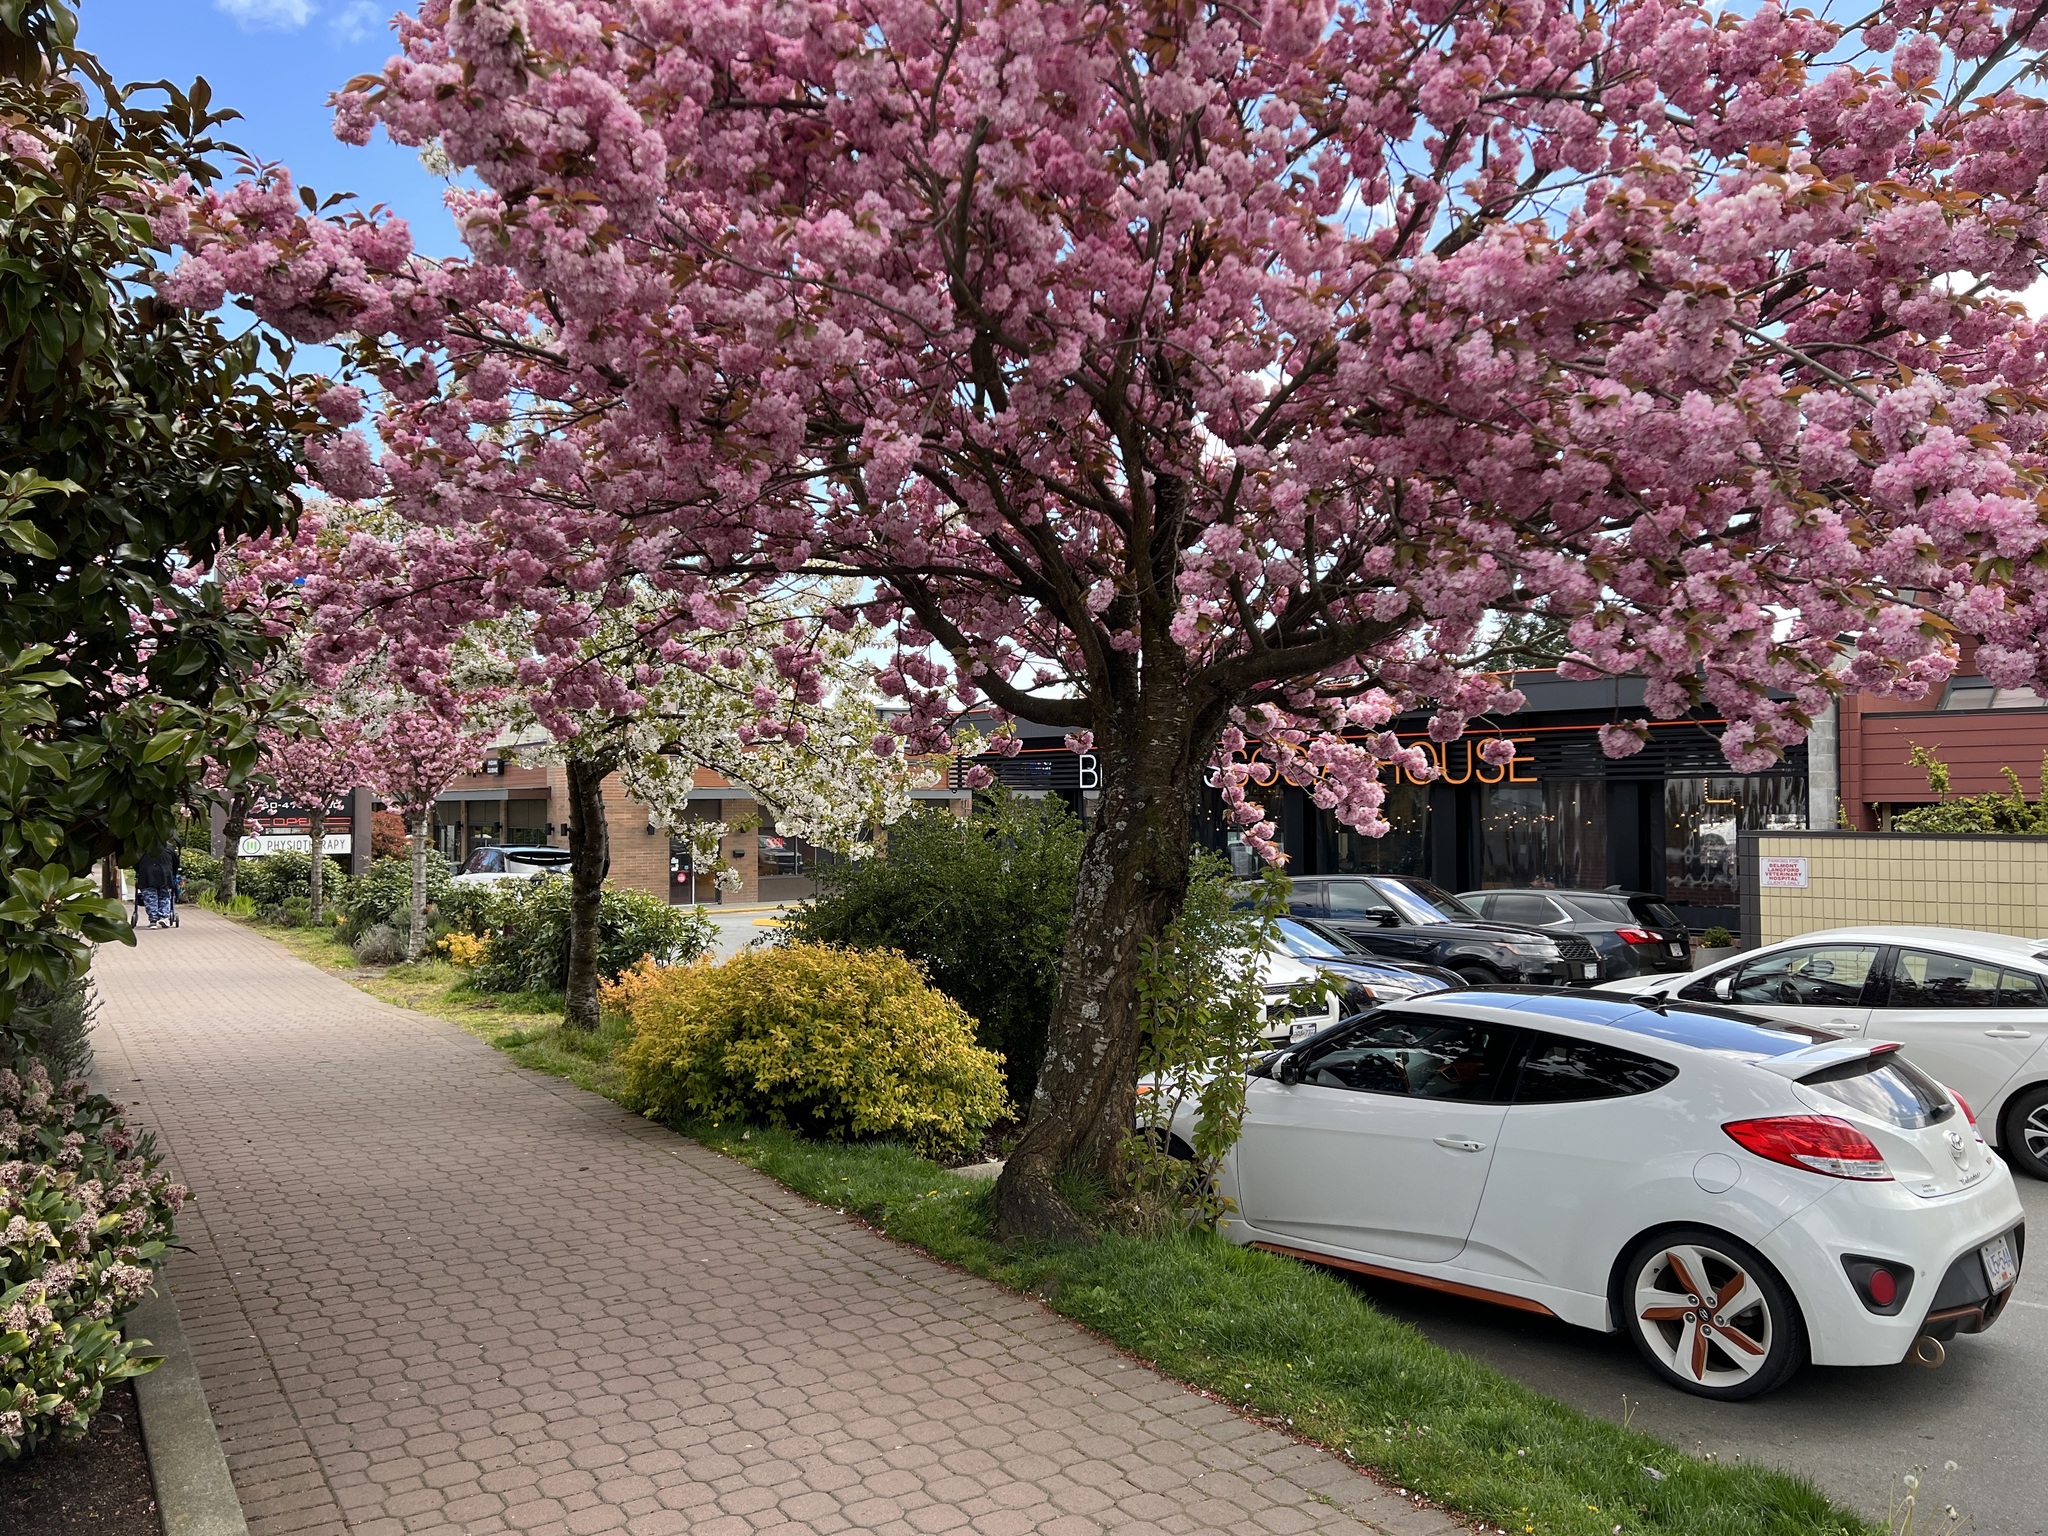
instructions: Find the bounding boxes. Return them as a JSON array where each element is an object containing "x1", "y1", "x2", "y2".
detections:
[
  {"x1": 1619, "y1": 1229, "x2": 1803, "y2": 1399},
  {"x1": 2001, "y1": 1085, "x2": 2048, "y2": 1180}
]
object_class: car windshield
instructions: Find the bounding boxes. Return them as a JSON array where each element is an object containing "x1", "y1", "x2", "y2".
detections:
[
  {"x1": 1276, "y1": 919, "x2": 1349, "y2": 960},
  {"x1": 1372, "y1": 878, "x2": 1480, "y2": 925},
  {"x1": 1632, "y1": 899, "x2": 1684, "y2": 929},
  {"x1": 1800, "y1": 1052, "x2": 1954, "y2": 1129},
  {"x1": 1557, "y1": 894, "x2": 1633, "y2": 923}
]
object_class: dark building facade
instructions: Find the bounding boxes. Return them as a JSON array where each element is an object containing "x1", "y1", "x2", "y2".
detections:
[{"x1": 964, "y1": 675, "x2": 1812, "y2": 934}]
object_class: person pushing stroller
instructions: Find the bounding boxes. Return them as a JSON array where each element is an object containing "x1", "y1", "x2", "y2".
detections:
[{"x1": 134, "y1": 842, "x2": 181, "y2": 929}]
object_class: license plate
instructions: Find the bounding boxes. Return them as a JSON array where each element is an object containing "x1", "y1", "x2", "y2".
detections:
[
  {"x1": 1579, "y1": 963, "x2": 1598, "y2": 979},
  {"x1": 1982, "y1": 1234, "x2": 2018, "y2": 1292},
  {"x1": 1667, "y1": 942, "x2": 1685, "y2": 956}
]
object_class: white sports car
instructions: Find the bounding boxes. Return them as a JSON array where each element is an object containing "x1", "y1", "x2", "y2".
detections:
[
  {"x1": 1196, "y1": 989, "x2": 2024, "y2": 1399},
  {"x1": 1598, "y1": 926, "x2": 2048, "y2": 1180}
]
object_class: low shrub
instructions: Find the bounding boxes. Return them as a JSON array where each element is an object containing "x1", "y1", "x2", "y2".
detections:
[
  {"x1": 337, "y1": 854, "x2": 451, "y2": 944},
  {"x1": 469, "y1": 878, "x2": 715, "y2": 995},
  {"x1": 237, "y1": 850, "x2": 350, "y2": 912},
  {"x1": 612, "y1": 945, "x2": 1010, "y2": 1159},
  {"x1": 5, "y1": 978, "x2": 96, "y2": 1081},
  {"x1": 1699, "y1": 925, "x2": 1736, "y2": 949},
  {"x1": 438, "y1": 931, "x2": 487, "y2": 968},
  {"x1": 351, "y1": 924, "x2": 406, "y2": 966},
  {"x1": 176, "y1": 850, "x2": 221, "y2": 897},
  {"x1": 369, "y1": 809, "x2": 409, "y2": 860},
  {"x1": 781, "y1": 792, "x2": 1085, "y2": 1105},
  {"x1": 0, "y1": 1031, "x2": 185, "y2": 1459}
]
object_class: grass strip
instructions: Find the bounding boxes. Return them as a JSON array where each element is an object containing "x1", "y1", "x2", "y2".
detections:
[{"x1": 226, "y1": 914, "x2": 1878, "y2": 1536}]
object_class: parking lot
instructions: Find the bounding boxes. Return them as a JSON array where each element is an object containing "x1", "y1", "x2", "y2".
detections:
[{"x1": 1350, "y1": 1170, "x2": 2048, "y2": 1531}]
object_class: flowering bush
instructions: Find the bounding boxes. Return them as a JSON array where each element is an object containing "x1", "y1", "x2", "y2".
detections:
[
  {"x1": 463, "y1": 878, "x2": 714, "y2": 997},
  {"x1": 0, "y1": 1035, "x2": 184, "y2": 1459},
  {"x1": 438, "y1": 931, "x2": 486, "y2": 968},
  {"x1": 612, "y1": 946, "x2": 1009, "y2": 1160}
]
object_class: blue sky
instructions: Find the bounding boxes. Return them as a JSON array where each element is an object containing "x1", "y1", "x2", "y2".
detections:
[{"x1": 82, "y1": 1, "x2": 461, "y2": 256}]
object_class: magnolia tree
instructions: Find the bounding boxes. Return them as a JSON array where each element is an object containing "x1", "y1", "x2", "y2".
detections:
[
  {"x1": 359, "y1": 705, "x2": 485, "y2": 959},
  {"x1": 259, "y1": 710, "x2": 367, "y2": 925},
  {"x1": 166, "y1": 0, "x2": 2048, "y2": 1235}
]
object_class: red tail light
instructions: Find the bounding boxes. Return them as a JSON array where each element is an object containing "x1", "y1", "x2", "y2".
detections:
[
  {"x1": 1953, "y1": 1090, "x2": 1976, "y2": 1126},
  {"x1": 1614, "y1": 927, "x2": 1656, "y2": 945},
  {"x1": 1723, "y1": 1116, "x2": 1892, "y2": 1181}
]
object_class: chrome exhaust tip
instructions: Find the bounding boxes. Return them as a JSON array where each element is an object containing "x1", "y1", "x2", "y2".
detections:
[{"x1": 1912, "y1": 1335, "x2": 1946, "y2": 1368}]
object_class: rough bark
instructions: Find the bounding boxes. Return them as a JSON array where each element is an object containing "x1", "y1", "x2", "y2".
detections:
[
  {"x1": 563, "y1": 756, "x2": 612, "y2": 1030},
  {"x1": 216, "y1": 789, "x2": 251, "y2": 901},
  {"x1": 307, "y1": 807, "x2": 326, "y2": 927},
  {"x1": 992, "y1": 698, "x2": 1216, "y2": 1242},
  {"x1": 99, "y1": 856, "x2": 121, "y2": 901},
  {"x1": 406, "y1": 813, "x2": 430, "y2": 961}
]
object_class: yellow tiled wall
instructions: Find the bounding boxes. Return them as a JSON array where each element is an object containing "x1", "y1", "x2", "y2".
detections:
[{"x1": 1753, "y1": 834, "x2": 2048, "y2": 945}]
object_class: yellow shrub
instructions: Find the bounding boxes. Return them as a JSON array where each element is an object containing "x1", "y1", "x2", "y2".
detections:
[
  {"x1": 438, "y1": 931, "x2": 487, "y2": 968},
  {"x1": 608, "y1": 945, "x2": 1009, "y2": 1159}
]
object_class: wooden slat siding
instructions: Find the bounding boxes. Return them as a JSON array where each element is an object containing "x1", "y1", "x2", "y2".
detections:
[{"x1": 1854, "y1": 710, "x2": 2048, "y2": 801}]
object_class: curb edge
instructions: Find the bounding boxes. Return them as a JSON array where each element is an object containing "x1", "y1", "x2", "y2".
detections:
[{"x1": 128, "y1": 1278, "x2": 249, "y2": 1536}]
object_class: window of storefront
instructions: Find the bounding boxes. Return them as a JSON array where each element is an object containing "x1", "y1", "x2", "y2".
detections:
[
  {"x1": 1478, "y1": 779, "x2": 1608, "y2": 889},
  {"x1": 1664, "y1": 776, "x2": 1807, "y2": 909},
  {"x1": 505, "y1": 798, "x2": 548, "y2": 846},
  {"x1": 1325, "y1": 781, "x2": 1432, "y2": 875}
]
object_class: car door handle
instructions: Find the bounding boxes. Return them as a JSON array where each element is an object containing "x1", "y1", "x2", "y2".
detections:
[
  {"x1": 1434, "y1": 1136, "x2": 1488, "y2": 1152},
  {"x1": 1984, "y1": 1027, "x2": 2034, "y2": 1039}
]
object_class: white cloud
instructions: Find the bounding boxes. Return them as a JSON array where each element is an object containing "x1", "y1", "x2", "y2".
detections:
[
  {"x1": 331, "y1": 1, "x2": 382, "y2": 43},
  {"x1": 216, "y1": 0, "x2": 315, "y2": 28}
]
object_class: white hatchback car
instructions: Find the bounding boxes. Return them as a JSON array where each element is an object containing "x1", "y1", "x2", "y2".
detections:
[
  {"x1": 450, "y1": 846, "x2": 575, "y2": 886},
  {"x1": 1598, "y1": 927, "x2": 2048, "y2": 1180},
  {"x1": 1200, "y1": 990, "x2": 2024, "y2": 1398}
]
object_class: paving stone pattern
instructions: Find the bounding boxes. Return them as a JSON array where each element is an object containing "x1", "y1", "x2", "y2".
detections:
[{"x1": 92, "y1": 910, "x2": 1453, "y2": 1536}]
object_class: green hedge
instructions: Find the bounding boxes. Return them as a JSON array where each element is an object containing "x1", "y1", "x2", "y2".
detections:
[
  {"x1": 459, "y1": 877, "x2": 715, "y2": 995},
  {"x1": 782, "y1": 792, "x2": 1084, "y2": 1105}
]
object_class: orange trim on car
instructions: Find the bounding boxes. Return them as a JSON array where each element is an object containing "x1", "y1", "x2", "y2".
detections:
[{"x1": 1249, "y1": 1240, "x2": 1560, "y2": 1318}]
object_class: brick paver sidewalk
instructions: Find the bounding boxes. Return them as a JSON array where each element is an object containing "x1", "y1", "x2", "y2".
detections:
[{"x1": 92, "y1": 910, "x2": 1450, "y2": 1536}]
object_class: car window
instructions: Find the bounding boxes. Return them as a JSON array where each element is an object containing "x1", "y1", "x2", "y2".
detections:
[
  {"x1": 462, "y1": 849, "x2": 503, "y2": 874},
  {"x1": 1725, "y1": 944, "x2": 1880, "y2": 1008},
  {"x1": 2002, "y1": 969, "x2": 2048, "y2": 1008},
  {"x1": 1555, "y1": 894, "x2": 1632, "y2": 924},
  {"x1": 1799, "y1": 1052, "x2": 1953, "y2": 1128},
  {"x1": 1297, "y1": 1017, "x2": 1518, "y2": 1102},
  {"x1": 1513, "y1": 1034, "x2": 1678, "y2": 1104},
  {"x1": 1491, "y1": 893, "x2": 1566, "y2": 926},
  {"x1": 1887, "y1": 949, "x2": 2006, "y2": 1010},
  {"x1": 1630, "y1": 899, "x2": 1684, "y2": 930},
  {"x1": 1380, "y1": 878, "x2": 1483, "y2": 921},
  {"x1": 1325, "y1": 882, "x2": 1395, "y2": 921},
  {"x1": 1285, "y1": 881, "x2": 1326, "y2": 918},
  {"x1": 1276, "y1": 919, "x2": 1348, "y2": 961}
]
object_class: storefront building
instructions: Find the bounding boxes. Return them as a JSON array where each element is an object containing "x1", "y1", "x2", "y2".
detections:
[{"x1": 955, "y1": 675, "x2": 1815, "y2": 933}]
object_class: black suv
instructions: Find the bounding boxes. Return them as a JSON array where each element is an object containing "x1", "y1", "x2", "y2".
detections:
[
  {"x1": 1284, "y1": 875, "x2": 1591, "y2": 986},
  {"x1": 1457, "y1": 888, "x2": 1693, "y2": 982}
]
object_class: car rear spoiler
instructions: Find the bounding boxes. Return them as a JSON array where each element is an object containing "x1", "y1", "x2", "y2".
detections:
[{"x1": 1748, "y1": 1038, "x2": 1902, "y2": 1081}]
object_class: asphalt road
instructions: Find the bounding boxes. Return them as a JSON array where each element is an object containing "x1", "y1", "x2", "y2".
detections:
[{"x1": 1345, "y1": 1169, "x2": 2048, "y2": 1532}]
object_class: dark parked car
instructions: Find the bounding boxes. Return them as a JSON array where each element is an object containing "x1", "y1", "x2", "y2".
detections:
[
  {"x1": 1271, "y1": 917, "x2": 1465, "y2": 1009},
  {"x1": 1456, "y1": 888, "x2": 1693, "y2": 982},
  {"x1": 1282, "y1": 876, "x2": 1594, "y2": 986}
]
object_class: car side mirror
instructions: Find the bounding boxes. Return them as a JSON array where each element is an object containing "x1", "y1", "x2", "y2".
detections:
[
  {"x1": 1373, "y1": 910, "x2": 1399, "y2": 927},
  {"x1": 1275, "y1": 1052, "x2": 1304, "y2": 1086},
  {"x1": 1713, "y1": 975, "x2": 1733, "y2": 1001}
]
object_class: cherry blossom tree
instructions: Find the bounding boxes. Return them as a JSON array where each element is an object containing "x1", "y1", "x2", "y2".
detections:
[
  {"x1": 359, "y1": 705, "x2": 486, "y2": 960},
  {"x1": 163, "y1": 0, "x2": 2048, "y2": 1235},
  {"x1": 455, "y1": 587, "x2": 926, "y2": 1028},
  {"x1": 259, "y1": 710, "x2": 368, "y2": 926}
]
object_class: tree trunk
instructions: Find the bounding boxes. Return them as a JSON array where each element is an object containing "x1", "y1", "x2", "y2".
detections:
[
  {"x1": 217, "y1": 789, "x2": 251, "y2": 901},
  {"x1": 406, "y1": 813, "x2": 430, "y2": 961},
  {"x1": 100, "y1": 855, "x2": 121, "y2": 901},
  {"x1": 307, "y1": 807, "x2": 326, "y2": 926},
  {"x1": 563, "y1": 756, "x2": 611, "y2": 1030},
  {"x1": 992, "y1": 707, "x2": 1214, "y2": 1242}
]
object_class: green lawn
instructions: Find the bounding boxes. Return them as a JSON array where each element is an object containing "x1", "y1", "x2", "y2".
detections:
[{"x1": 224, "y1": 911, "x2": 1880, "y2": 1536}]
